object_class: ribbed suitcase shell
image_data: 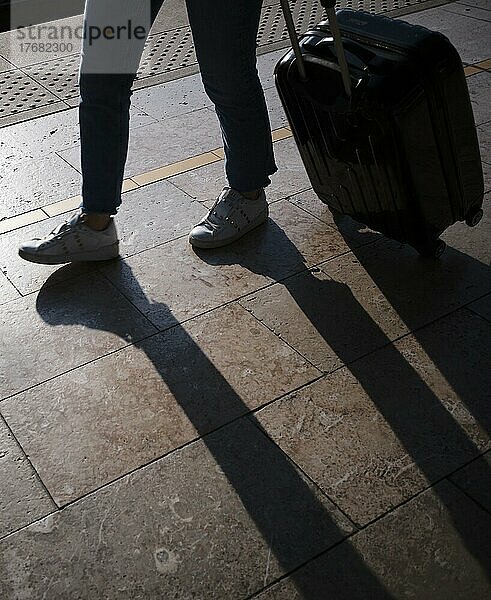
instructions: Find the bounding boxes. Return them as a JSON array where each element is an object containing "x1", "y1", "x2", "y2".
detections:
[{"x1": 274, "y1": 9, "x2": 484, "y2": 256}]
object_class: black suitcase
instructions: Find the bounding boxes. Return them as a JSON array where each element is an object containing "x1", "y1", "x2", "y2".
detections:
[{"x1": 275, "y1": 0, "x2": 484, "y2": 257}]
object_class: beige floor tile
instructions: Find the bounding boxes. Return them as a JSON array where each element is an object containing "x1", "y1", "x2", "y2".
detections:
[
  {"x1": 401, "y1": 7, "x2": 491, "y2": 64},
  {"x1": 477, "y1": 121, "x2": 490, "y2": 161},
  {"x1": 287, "y1": 188, "x2": 383, "y2": 247},
  {"x1": 257, "y1": 49, "x2": 288, "y2": 90},
  {"x1": 476, "y1": 59, "x2": 491, "y2": 70},
  {"x1": 0, "y1": 101, "x2": 70, "y2": 129},
  {"x1": 271, "y1": 127, "x2": 292, "y2": 142},
  {"x1": 253, "y1": 308, "x2": 490, "y2": 525},
  {"x1": 321, "y1": 233, "x2": 491, "y2": 334},
  {"x1": 0, "y1": 179, "x2": 204, "y2": 295},
  {"x1": 132, "y1": 152, "x2": 220, "y2": 186},
  {"x1": 442, "y1": 191, "x2": 490, "y2": 264},
  {"x1": 464, "y1": 65, "x2": 483, "y2": 77},
  {"x1": 267, "y1": 137, "x2": 313, "y2": 200},
  {"x1": 150, "y1": 0, "x2": 190, "y2": 32},
  {"x1": 0, "y1": 152, "x2": 81, "y2": 220},
  {"x1": 112, "y1": 179, "x2": 205, "y2": 259},
  {"x1": 0, "y1": 108, "x2": 79, "y2": 170},
  {"x1": 443, "y1": 2, "x2": 491, "y2": 21},
  {"x1": 0, "y1": 273, "x2": 156, "y2": 399},
  {"x1": 264, "y1": 200, "x2": 350, "y2": 271},
  {"x1": 449, "y1": 452, "x2": 491, "y2": 512},
  {"x1": 1, "y1": 303, "x2": 319, "y2": 504},
  {"x1": 0, "y1": 209, "x2": 48, "y2": 235},
  {"x1": 121, "y1": 178, "x2": 138, "y2": 193},
  {"x1": 43, "y1": 194, "x2": 82, "y2": 217},
  {"x1": 0, "y1": 420, "x2": 54, "y2": 538},
  {"x1": 130, "y1": 73, "x2": 211, "y2": 121},
  {"x1": 0, "y1": 272, "x2": 19, "y2": 305},
  {"x1": 100, "y1": 237, "x2": 270, "y2": 329},
  {"x1": 0, "y1": 418, "x2": 353, "y2": 598},
  {"x1": 0, "y1": 15, "x2": 83, "y2": 67},
  {"x1": 240, "y1": 261, "x2": 408, "y2": 373},
  {"x1": 257, "y1": 481, "x2": 491, "y2": 599},
  {"x1": 158, "y1": 156, "x2": 225, "y2": 201},
  {"x1": 0, "y1": 56, "x2": 14, "y2": 72},
  {"x1": 57, "y1": 108, "x2": 223, "y2": 179},
  {"x1": 482, "y1": 160, "x2": 491, "y2": 193},
  {"x1": 101, "y1": 200, "x2": 349, "y2": 329},
  {"x1": 467, "y1": 71, "x2": 491, "y2": 125},
  {"x1": 264, "y1": 87, "x2": 288, "y2": 130},
  {"x1": 457, "y1": 0, "x2": 491, "y2": 8},
  {"x1": 168, "y1": 137, "x2": 311, "y2": 204},
  {"x1": 286, "y1": 187, "x2": 338, "y2": 223}
]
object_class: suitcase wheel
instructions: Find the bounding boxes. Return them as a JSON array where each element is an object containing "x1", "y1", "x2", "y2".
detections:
[
  {"x1": 465, "y1": 207, "x2": 484, "y2": 228},
  {"x1": 417, "y1": 239, "x2": 447, "y2": 259}
]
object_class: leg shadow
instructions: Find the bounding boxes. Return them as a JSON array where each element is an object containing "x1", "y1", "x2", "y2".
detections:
[
  {"x1": 193, "y1": 215, "x2": 491, "y2": 580},
  {"x1": 332, "y1": 213, "x2": 491, "y2": 439},
  {"x1": 35, "y1": 260, "x2": 393, "y2": 599}
]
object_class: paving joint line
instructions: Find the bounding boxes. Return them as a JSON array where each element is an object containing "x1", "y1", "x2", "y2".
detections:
[
  {"x1": 464, "y1": 304, "x2": 491, "y2": 324},
  {"x1": 0, "y1": 412, "x2": 59, "y2": 512},
  {"x1": 1, "y1": 287, "x2": 488, "y2": 539},
  {"x1": 0, "y1": 127, "x2": 293, "y2": 235},
  {"x1": 0, "y1": 508, "x2": 59, "y2": 543},
  {"x1": 245, "y1": 452, "x2": 491, "y2": 599},
  {"x1": 2, "y1": 430, "x2": 487, "y2": 547},
  {"x1": 1, "y1": 268, "x2": 24, "y2": 298},
  {"x1": 0, "y1": 234, "x2": 336, "y2": 402},
  {"x1": 5, "y1": 216, "x2": 482, "y2": 399},
  {"x1": 247, "y1": 413, "x2": 361, "y2": 530},
  {"x1": 12, "y1": 368, "x2": 330, "y2": 514},
  {"x1": 445, "y1": 473, "x2": 491, "y2": 518},
  {"x1": 6, "y1": 239, "x2": 488, "y2": 404},
  {"x1": 237, "y1": 300, "x2": 325, "y2": 373}
]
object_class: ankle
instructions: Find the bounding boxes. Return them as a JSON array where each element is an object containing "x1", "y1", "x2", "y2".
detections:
[{"x1": 82, "y1": 212, "x2": 111, "y2": 231}]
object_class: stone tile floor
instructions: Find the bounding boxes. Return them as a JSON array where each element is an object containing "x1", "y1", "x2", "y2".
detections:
[{"x1": 0, "y1": 2, "x2": 490, "y2": 598}]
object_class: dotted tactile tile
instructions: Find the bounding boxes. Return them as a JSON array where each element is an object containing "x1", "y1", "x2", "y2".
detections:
[
  {"x1": 0, "y1": 69, "x2": 60, "y2": 116},
  {"x1": 22, "y1": 54, "x2": 80, "y2": 101}
]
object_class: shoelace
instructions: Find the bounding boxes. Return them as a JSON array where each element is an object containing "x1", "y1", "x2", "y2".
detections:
[
  {"x1": 40, "y1": 212, "x2": 82, "y2": 242},
  {"x1": 205, "y1": 189, "x2": 242, "y2": 227}
]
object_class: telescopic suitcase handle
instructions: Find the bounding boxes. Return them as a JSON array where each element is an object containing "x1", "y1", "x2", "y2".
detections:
[{"x1": 279, "y1": 0, "x2": 352, "y2": 97}]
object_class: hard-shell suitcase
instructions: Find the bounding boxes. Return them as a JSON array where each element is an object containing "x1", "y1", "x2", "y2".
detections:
[{"x1": 275, "y1": 0, "x2": 484, "y2": 257}]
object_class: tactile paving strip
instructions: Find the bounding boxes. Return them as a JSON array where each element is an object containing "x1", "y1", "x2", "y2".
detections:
[
  {"x1": 0, "y1": 69, "x2": 60, "y2": 116},
  {"x1": 22, "y1": 54, "x2": 80, "y2": 101},
  {"x1": 138, "y1": 27, "x2": 196, "y2": 79},
  {"x1": 0, "y1": 0, "x2": 451, "y2": 122}
]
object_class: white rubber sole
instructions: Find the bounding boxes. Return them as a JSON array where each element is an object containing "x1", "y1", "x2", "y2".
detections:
[
  {"x1": 188, "y1": 209, "x2": 269, "y2": 249},
  {"x1": 18, "y1": 242, "x2": 120, "y2": 265}
]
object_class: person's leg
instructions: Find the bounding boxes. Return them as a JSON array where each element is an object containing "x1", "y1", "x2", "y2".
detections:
[
  {"x1": 79, "y1": 0, "x2": 164, "y2": 226},
  {"x1": 186, "y1": 0, "x2": 277, "y2": 248},
  {"x1": 19, "y1": 0, "x2": 164, "y2": 263},
  {"x1": 186, "y1": 0, "x2": 277, "y2": 193}
]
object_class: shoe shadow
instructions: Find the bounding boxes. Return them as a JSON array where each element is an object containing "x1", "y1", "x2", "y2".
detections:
[{"x1": 35, "y1": 257, "x2": 394, "y2": 598}]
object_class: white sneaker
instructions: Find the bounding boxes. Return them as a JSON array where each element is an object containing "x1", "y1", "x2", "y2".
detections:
[
  {"x1": 189, "y1": 187, "x2": 268, "y2": 249},
  {"x1": 18, "y1": 211, "x2": 119, "y2": 265}
]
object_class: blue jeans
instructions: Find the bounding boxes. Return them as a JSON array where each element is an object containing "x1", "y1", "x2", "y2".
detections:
[{"x1": 78, "y1": 0, "x2": 278, "y2": 214}]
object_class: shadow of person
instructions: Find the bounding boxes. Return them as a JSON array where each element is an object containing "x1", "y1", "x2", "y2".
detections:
[
  {"x1": 36, "y1": 260, "x2": 393, "y2": 599},
  {"x1": 193, "y1": 214, "x2": 491, "y2": 579}
]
